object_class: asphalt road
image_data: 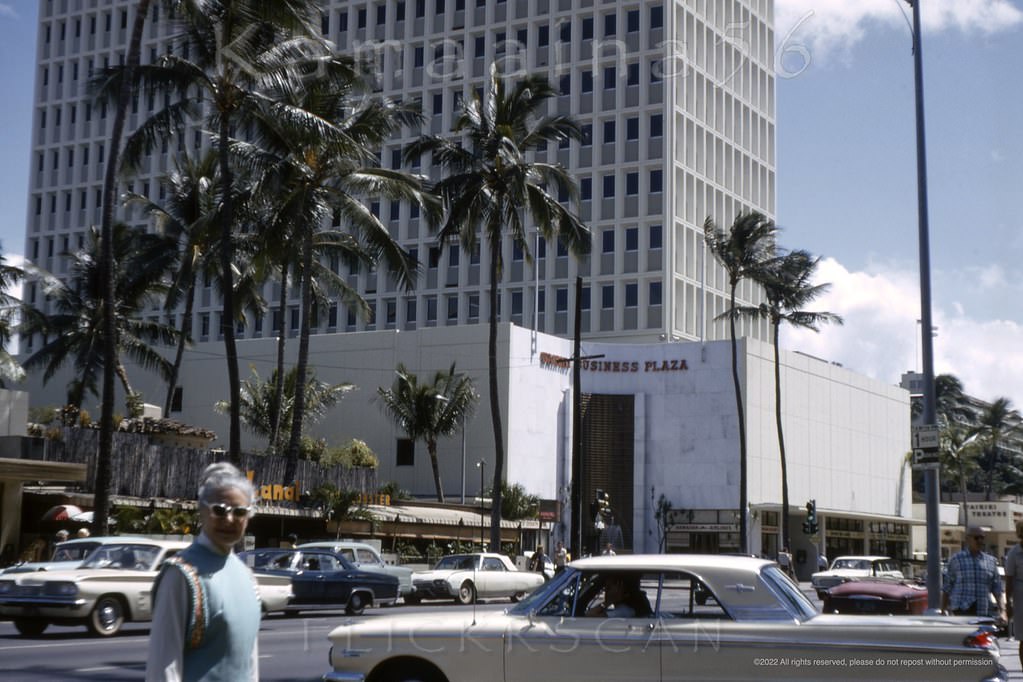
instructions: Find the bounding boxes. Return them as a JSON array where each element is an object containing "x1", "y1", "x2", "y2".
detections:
[
  {"x1": 0, "y1": 602, "x2": 509, "y2": 682},
  {"x1": 2, "y1": 591, "x2": 1023, "y2": 681}
]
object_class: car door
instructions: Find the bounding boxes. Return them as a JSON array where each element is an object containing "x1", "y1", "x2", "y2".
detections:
[
  {"x1": 317, "y1": 556, "x2": 353, "y2": 609},
  {"x1": 476, "y1": 556, "x2": 507, "y2": 597},
  {"x1": 290, "y1": 551, "x2": 328, "y2": 604},
  {"x1": 504, "y1": 571, "x2": 659, "y2": 682}
]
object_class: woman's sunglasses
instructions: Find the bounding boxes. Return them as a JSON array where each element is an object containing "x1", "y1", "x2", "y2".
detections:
[{"x1": 205, "y1": 503, "x2": 254, "y2": 520}]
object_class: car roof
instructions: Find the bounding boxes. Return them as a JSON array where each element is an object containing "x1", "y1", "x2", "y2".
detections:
[
  {"x1": 832, "y1": 555, "x2": 893, "y2": 562},
  {"x1": 569, "y1": 554, "x2": 776, "y2": 571},
  {"x1": 298, "y1": 541, "x2": 376, "y2": 550}
]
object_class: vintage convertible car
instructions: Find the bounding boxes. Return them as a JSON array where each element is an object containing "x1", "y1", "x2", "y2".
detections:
[
  {"x1": 822, "y1": 576, "x2": 929, "y2": 615},
  {"x1": 299, "y1": 540, "x2": 414, "y2": 598},
  {"x1": 811, "y1": 555, "x2": 904, "y2": 598},
  {"x1": 323, "y1": 554, "x2": 1007, "y2": 682},
  {"x1": 406, "y1": 552, "x2": 545, "y2": 605},
  {"x1": 239, "y1": 547, "x2": 398, "y2": 615},
  {"x1": 0, "y1": 539, "x2": 292, "y2": 636}
]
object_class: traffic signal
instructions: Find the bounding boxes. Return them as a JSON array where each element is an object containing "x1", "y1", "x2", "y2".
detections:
[{"x1": 803, "y1": 499, "x2": 818, "y2": 535}]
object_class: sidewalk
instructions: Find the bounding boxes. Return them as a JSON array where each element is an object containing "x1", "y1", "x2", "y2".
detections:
[{"x1": 1001, "y1": 638, "x2": 1022, "y2": 680}]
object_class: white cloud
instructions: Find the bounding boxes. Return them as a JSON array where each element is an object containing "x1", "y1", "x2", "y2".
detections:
[
  {"x1": 775, "y1": 0, "x2": 1023, "y2": 62},
  {"x1": 0, "y1": 5, "x2": 17, "y2": 20},
  {"x1": 780, "y1": 258, "x2": 1023, "y2": 405}
]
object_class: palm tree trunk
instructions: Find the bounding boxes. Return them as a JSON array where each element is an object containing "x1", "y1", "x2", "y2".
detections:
[
  {"x1": 115, "y1": 361, "x2": 135, "y2": 414},
  {"x1": 487, "y1": 233, "x2": 505, "y2": 552},
  {"x1": 163, "y1": 277, "x2": 196, "y2": 417},
  {"x1": 773, "y1": 320, "x2": 789, "y2": 552},
  {"x1": 427, "y1": 438, "x2": 445, "y2": 503},
  {"x1": 284, "y1": 226, "x2": 314, "y2": 483},
  {"x1": 94, "y1": 0, "x2": 152, "y2": 536},
  {"x1": 729, "y1": 280, "x2": 748, "y2": 553},
  {"x1": 959, "y1": 460, "x2": 969, "y2": 535},
  {"x1": 269, "y1": 261, "x2": 289, "y2": 453},
  {"x1": 218, "y1": 113, "x2": 242, "y2": 464}
]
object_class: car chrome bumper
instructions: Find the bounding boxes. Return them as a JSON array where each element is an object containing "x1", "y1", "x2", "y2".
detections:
[
  {"x1": 0, "y1": 596, "x2": 86, "y2": 608},
  {"x1": 322, "y1": 673, "x2": 366, "y2": 682},
  {"x1": 983, "y1": 664, "x2": 1008, "y2": 682}
]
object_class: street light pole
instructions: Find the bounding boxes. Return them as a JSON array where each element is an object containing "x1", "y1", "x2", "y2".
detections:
[
  {"x1": 476, "y1": 459, "x2": 486, "y2": 550},
  {"x1": 906, "y1": 0, "x2": 942, "y2": 612},
  {"x1": 460, "y1": 413, "x2": 467, "y2": 505}
]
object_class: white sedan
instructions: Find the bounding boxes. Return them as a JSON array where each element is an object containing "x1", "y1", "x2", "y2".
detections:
[
  {"x1": 0, "y1": 539, "x2": 291, "y2": 636},
  {"x1": 406, "y1": 552, "x2": 545, "y2": 604},
  {"x1": 812, "y1": 555, "x2": 904, "y2": 598},
  {"x1": 324, "y1": 554, "x2": 1006, "y2": 682}
]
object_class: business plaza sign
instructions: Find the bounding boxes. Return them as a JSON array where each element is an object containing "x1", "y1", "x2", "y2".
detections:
[{"x1": 540, "y1": 352, "x2": 690, "y2": 374}]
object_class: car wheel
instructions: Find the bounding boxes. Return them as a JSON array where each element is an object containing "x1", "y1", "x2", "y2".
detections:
[
  {"x1": 510, "y1": 592, "x2": 525, "y2": 603},
  {"x1": 346, "y1": 592, "x2": 367, "y2": 616},
  {"x1": 457, "y1": 581, "x2": 477, "y2": 605},
  {"x1": 13, "y1": 618, "x2": 48, "y2": 636},
  {"x1": 88, "y1": 595, "x2": 125, "y2": 636},
  {"x1": 403, "y1": 594, "x2": 421, "y2": 605}
]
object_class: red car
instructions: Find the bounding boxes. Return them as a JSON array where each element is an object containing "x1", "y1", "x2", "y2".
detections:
[{"x1": 822, "y1": 577, "x2": 928, "y2": 615}]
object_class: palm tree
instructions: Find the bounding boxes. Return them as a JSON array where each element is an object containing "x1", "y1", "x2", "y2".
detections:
[
  {"x1": 241, "y1": 54, "x2": 433, "y2": 484},
  {"x1": 118, "y1": 0, "x2": 324, "y2": 462},
  {"x1": 377, "y1": 363, "x2": 477, "y2": 503},
  {"x1": 215, "y1": 366, "x2": 354, "y2": 452},
  {"x1": 20, "y1": 224, "x2": 179, "y2": 413},
  {"x1": 0, "y1": 250, "x2": 28, "y2": 386},
  {"x1": 83, "y1": 0, "x2": 153, "y2": 540},
  {"x1": 124, "y1": 151, "x2": 221, "y2": 417},
  {"x1": 742, "y1": 249, "x2": 842, "y2": 551},
  {"x1": 704, "y1": 211, "x2": 778, "y2": 553},
  {"x1": 406, "y1": 66, "x2": 590, "y2": 547},
  {"x1": 912, "y1": 373, "x2": 972, "y2": 426},
  {"x1": 941, "y1": 424, "x2": 982, "y2": 531},
  {"x1": 976, "y1": 398, "x2": 1022, "y2": 500}
]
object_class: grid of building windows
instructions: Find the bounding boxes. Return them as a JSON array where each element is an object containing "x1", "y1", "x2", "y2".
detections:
[{"x1": 24, "y1": 0, "x2": 775, "y2": 354}]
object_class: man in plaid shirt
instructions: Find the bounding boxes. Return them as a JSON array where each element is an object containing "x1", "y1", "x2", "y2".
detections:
[{"x1": 942, "y1": 525, "x2": 1005, "y2": 618}]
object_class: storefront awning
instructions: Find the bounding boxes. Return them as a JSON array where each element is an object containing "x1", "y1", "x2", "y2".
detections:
[
  {"x1": 0, "y1": 458, "x2": 87, "y2": 483},
  {"x1": 751, "y1": 502, "x2": 924, "y2": 525}
]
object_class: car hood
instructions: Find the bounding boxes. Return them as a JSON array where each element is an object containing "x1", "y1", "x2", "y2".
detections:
[
  {"x1": 328, "y1": 608, "x2": 511, "y2": 640},
  {"x1": 1, "y1": 560, "x2": 82, "y2": 574},
  {"x1": 413, "y1": 569, "x2": 465, "y2": 581},
  {"x1": 826, "y1": 579, "x2": 926, "y2": 598},
  {"x1": 0, "y1": 567, "x2": 154, "y2": 584}
]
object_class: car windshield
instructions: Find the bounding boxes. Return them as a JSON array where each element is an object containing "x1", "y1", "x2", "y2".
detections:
[
  {"x1": 241, "y1": 550, "x2": 296, "y2": 570},
  {"x1": 833, "y1": 559, "x2": 871, "y2": 571},
  {"x1": 434, "y1": 555, "x2": 478, "y2": 571},
  {"x1": 80, "y1": 544, "x2": 161, "y2": 571},
  {"x1": 51, "y1": 541, "x2": 100, "y2": 562}
]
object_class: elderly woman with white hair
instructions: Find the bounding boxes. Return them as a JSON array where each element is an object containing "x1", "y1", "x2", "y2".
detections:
[{"x1": 146, "y1": 462, "x2": 261, "y2": 682}]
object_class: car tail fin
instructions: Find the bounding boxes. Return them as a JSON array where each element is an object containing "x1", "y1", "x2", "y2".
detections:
[{"x1": 963, "y1": 626, "x2": 998, "y2": 650}]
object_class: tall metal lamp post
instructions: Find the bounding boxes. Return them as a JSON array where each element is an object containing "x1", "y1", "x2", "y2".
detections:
[
  {"x1": 904, "y1": 0, "x2": 942, "y2": 612},
  {"x1": 476, "y1": 459, "x2": 487, "y2": 550}
]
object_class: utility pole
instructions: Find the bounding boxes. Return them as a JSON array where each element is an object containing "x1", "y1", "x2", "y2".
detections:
[
  {"x1": 906, "y1": 0, "x2": 942, "y2": 612},
  {"x1": 571, "y1": 276, "x2": 583, "y2": 560}
]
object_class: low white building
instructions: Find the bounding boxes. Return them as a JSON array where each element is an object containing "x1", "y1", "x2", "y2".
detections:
[{"x1": 18, "y1": 323, "x2": 911, "y2": 573}]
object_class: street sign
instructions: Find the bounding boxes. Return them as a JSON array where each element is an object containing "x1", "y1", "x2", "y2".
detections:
[
  {"x1": 912, "y1": 449, "x2": 939, "y2": 468},
  {"x1": 912, "y1": 424, "x2": 941, "y2": 451}
]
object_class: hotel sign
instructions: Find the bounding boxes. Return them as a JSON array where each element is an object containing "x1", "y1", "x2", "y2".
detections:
[
  {"x1": 246, "y1": 471, "x2": 300, "y2": 502},
  {"x1": 540, "y1": 352, "x2": 689, "y2": 374}
]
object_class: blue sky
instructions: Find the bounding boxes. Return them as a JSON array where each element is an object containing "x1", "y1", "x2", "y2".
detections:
[{"x1": 0, "y1": 0, "x2": 1019, "y2": 406}]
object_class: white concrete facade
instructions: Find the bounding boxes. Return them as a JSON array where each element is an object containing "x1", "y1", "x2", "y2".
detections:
[
  {"x1": 18, "y1": 323, "x2": 912, "y2": 558},
  {"x1": 21, "y1": 0, "x2": 776, "y2": 360}
]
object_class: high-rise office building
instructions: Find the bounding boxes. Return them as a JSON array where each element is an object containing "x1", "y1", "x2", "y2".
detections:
[{"x1": 23, "y1": 0, "x2": 774, "y2": 358}]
